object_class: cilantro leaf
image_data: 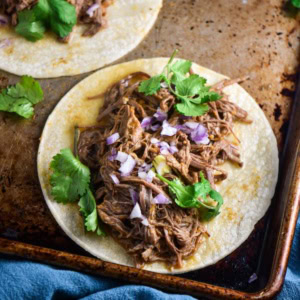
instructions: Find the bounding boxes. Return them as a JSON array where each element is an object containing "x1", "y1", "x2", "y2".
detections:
[
  {"x1": 50, "y1": 148, "x2": 90, "y2": 203},
  {"x1": 175, "y1": 101, "x2": 210, "y2": 116},
  {"x1": 79, "y1": 189, "x2": 105, "y2": 236},
  {"x1": 138, "y1": 50, "x2": 222, "y2": 117},
  {"x1": 0, "y1": 94, "x2": 34, "y2": 118},
  {"x1": 15, "y1": 0, "x2": 77, "y2": 41},
  {"x1": 15, "y1": 10, "x2": 46, "y2": 42},
  {"x1": 175, "y1": 74, "x2": 207, "y2": 96},
  {"x1": 33, "y1": 0, "x2": 51, "y2": 22},
  {"x1": 0, "y1": 76, "x2": 43, "y2": 118},
  {"x1": 138, "y1": 74, "x2": 165, "y2": 96},
  {"x1": 156, "y1": 172, "x2": 224, "y2": 220},
  {"x1": 170, "y1": 60, "x2": 192, "y2": 85},
  {"x1": 50, "y1": 0, "x2": 77, "y2": 25},
  {"x1": 291, "y1": 0, "x2": 300, "y2": 8},
  {"x1": 7, "y1": 75, "x2": 44, "y2": 104},
  {"x1": 170, "y1": 60, "x2": 192, "y2": 75},
  {"x1": 50, "y1": 148, "x2": 105, "y2": 235}
]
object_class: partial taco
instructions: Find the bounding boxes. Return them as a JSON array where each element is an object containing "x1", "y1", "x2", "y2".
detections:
[
  {"x1": 37, "y1": 57, "x2": 278, "y2": 274},
  {"x1": 0, "y1": 0, "x2": 162, "y2": 77}
]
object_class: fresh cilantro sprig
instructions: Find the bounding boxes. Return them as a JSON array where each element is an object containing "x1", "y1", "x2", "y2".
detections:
[
  {"x1": 15, "y1": 0, "x2": 77, "y2": 42},
  {"x1": 156, "y1": 172, "x2": 223, "y2": 220},
  {"x1": 0, "y1": 75, "x2": 43, "y2": 118},
  {"x1": 50, "y1": 148, "x2": 105, "y2": 236},
  {"x1": 138, "y1": 50, "x2": 222, "y2": 116},
  {"x1": 291, "y1": 0, "x2": 300, "y2": 8}
]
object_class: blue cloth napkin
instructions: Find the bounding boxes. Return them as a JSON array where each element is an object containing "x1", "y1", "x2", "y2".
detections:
[{"x1": 0, "y1": 216, "x2": 299, "y2": 300}]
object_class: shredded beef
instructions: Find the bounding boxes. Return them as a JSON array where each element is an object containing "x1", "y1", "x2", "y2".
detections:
[{"x1": 76, "y1": 72, "x2": 251, "y2": 268}]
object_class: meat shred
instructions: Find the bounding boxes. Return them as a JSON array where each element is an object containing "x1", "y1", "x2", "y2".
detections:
[{"x1": 77, "y1": 72, "x2": 251, "y2": 268}]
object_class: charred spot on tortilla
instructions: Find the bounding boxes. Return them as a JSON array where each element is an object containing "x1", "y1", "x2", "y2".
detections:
[{"x1": 38, "y1": 58, "x2": 278, "y2": 274}]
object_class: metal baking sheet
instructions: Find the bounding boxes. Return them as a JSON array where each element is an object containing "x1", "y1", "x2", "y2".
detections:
[{"x1": 0, "y1": 0, "x2": 299, "y2": 298}]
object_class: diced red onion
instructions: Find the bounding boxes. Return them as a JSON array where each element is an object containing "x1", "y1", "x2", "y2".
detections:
[
  {"x1": 108, "y1": 148, "x2": 117, "y2": 161},
  {"x1": 169, "y1": 145, "x2": 178, "y2": 154},
  {"x1": 110, "y1": 174, "x2": 120, "y2": 184},
  {"x1": 129, "y1": 189, "x2": 139, "y2": 204},
  {"x1": 190, "y1": 124, "x2": 209, "y2": 144},
  {"x1": 146, "y1": 170, "x2": 155, "y2": 182},
  {"x1": 141, "y1": 117, "x2": 153, "y2": 129},
  {"x1": 176, "y1": 122, "x2": 209, "y2": 145},
  {"x1": 150, "y1": 138, "x2": 159, "y2": 144},
  {"x1": 86, "y1": 4, "x2": 100, "y2": 17},
  {"x1": 119, "y1": 154, "x2": 136, "y2": 175},
  {"x1": 138, "y1": 162, "x2": 152, "y2": 173},
  {"x1": 161, "y1": 120, "x2": 177, "y2": 136},
  {"x1": 153, "y1": 193, "x2": 171, "y2": 204},
  {"x1": 0, "y1": 39, "x2": 11, "y2": 49},
  {"x1": 0, "y1": 15, "x2": 9, "y2": 26},
  {"x1": 116, "y1": 151, "x2": 128, "y2": 163},
  {"x1": 106, "y1": 132, "x2": 120, "y2": 145},
  {"x1": 248, "y1": 273, "x2": 257, "y2": 283},
  {"x1": 151, "y1": 124, "x2": 161, "y2": 131},
  {"x1": 138, "y1": 171, "x2": 147, "y2": 180},
  {"x1": 160, "y1": 148, "x2": 169, "y2": 155},
  {"x1": 138, "y1": 169, "x2": 155, "y2": 182},
  {"x1": 154, "y1": 108, "x2": 167, "y2": 122},
  {"x1": 185, "y1": 122, "x2": 199, "y2": 129}
]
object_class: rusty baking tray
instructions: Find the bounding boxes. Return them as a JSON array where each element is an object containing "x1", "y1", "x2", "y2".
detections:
[{"x1": 0, "y1": 1, "x2": 299, "y2": 299}]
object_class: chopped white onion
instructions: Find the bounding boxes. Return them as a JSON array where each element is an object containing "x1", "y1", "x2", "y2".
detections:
[
  {"x1": 110, "y1": 174, "x2": 120, "y2": 184},
  {"x1": 116, "y1": 151, "x2": 128, "y2": 163},
  {"x1": 160, "y1": 148, "x2": 170, "y2": 155},
  {"x1": 86, "y1": 4, "x2": 100, "y2": 17},
  {"x1": 119, "y1": 154, "x2": 136, "y2": 175},
  {"x1": 141, "y1": 217, "x2": 149, "y2": 226},
  {"x1": 153, "y1": 193, "x2": 171, "y2": 204},
  {"x1": 161, "y1": 120, "x2": 177, "y2": 136},
  {"x1": 160, "y1": 82, "x2": 168, "y2": 88},
  {"x1": 129, "y1": 203, "x2": 149, "y2": 226},
  {"x1": 106, "y1": 132, "x2": 120, "y2": 145}
]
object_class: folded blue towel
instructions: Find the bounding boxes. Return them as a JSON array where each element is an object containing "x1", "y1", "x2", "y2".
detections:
[{"x1": 1, "y1": 216, "x2": 299, "y2": 299}]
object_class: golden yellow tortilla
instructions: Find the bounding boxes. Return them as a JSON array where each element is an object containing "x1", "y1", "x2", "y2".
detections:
[{"x1": 37, "y1": 58, "x2": 278, "y2": 273}]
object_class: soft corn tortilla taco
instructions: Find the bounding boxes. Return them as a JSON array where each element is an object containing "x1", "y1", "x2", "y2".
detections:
[
  {"x1": 37, "y1": 58, "x2": 278, "y2": 274},
  {"x1": 0, "y1": 0, "x2": 162, "y2": 78}
]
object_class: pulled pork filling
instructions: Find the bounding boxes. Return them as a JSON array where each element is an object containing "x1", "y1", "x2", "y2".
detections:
[
  {"x1": 0, "y1": 0, "x2": 112, "y2": 40},
  {"x1": 77, "y1": 72, "x2": 251, "y2": 268}
]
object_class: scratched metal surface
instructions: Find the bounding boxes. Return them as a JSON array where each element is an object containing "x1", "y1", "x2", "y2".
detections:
[{"x1": 0, "y1": 0, "x2": 299, "y2": 292}]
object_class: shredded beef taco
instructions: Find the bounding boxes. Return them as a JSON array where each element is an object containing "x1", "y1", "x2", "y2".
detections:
[
  {"x1": 0, "y1": 0, "x2": 162, "y2": 78},
  {"x1": 37, "y1": 57, "x2": 278, "y2": 273}
]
